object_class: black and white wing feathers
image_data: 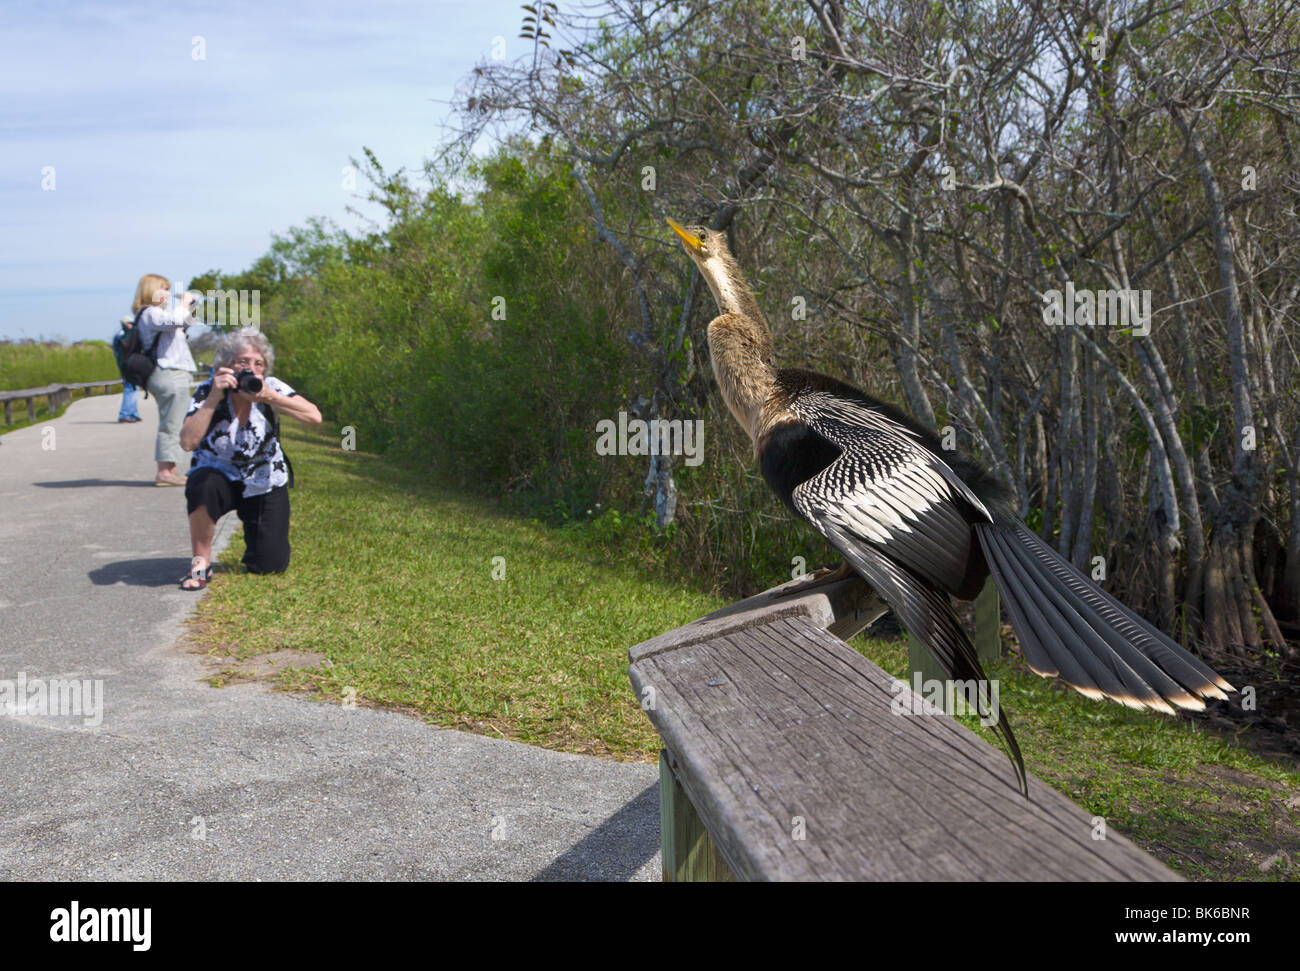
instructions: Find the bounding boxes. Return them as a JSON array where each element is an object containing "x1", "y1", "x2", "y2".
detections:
[
  {"x1": 776, "y1": 387, "x2": 1025, "y2": 793},
  {"x1": 785, "y1": 388, "x2": 989, "y2": 596}
]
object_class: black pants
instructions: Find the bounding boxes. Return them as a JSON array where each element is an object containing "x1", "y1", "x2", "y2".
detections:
[{"x1": 185, "y1": 467, "x2": 291, "y2": 574}]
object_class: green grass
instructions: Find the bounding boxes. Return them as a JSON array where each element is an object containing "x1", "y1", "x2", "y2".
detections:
[
  {"x1": 0, "y1": 340, "x2": 118, "y2": 390},
  {"x1": 187, "y1": 418, "x2": 725, "y2": 759},
  {"x1": 187, "y1": 417, "x2": 1300, "y2": 879},
  {"x1": 849, "y1": 634, "x2": 1300, "y2": 880}
]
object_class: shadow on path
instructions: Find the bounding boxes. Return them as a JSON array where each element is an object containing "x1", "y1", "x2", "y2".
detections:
[
  {"x1": 531, "y1": 781, "x2": 660, "y2": 882},
  {"x1": 35, "y1": 479, "x2": 160, "y2": 489},
  {"x1": 90, "y1": 557, "x2": 198, "y2": 587}
]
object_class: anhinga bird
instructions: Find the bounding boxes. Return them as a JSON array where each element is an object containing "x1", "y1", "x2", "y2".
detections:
[{"x1": 666, "y1": 217, "x2": 1234, "y2": 794}]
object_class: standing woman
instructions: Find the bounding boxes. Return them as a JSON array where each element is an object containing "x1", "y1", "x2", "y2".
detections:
[{"x1": 133, "y1": 273, "x2": 198, "y2": 486}]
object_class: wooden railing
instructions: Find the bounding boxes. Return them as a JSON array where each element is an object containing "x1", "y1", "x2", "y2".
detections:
[
  {"x1": 0, "y1": 373, "x2": 209, "y2": 426},
  {"x1": 629, "y1": 570, "x2": 1181, "y2": 881},
  {"x1": 0, "y1": 380, "x2": 123, "y2": 425}
]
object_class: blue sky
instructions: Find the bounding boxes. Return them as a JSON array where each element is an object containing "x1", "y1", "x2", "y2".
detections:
[{"x1": 0, "y1": 0, "x2": 529, "y2": 343}]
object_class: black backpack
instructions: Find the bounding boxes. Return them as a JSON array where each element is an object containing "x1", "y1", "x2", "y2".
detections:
[
  {"x1": 111, "y1": 327, "x2": 130, "y2": 375},
  {"x1": 119, "y1": 308, "x2": 160, "y2": 392}
]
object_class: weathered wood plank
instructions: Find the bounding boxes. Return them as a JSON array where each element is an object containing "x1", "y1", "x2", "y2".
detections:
[
  {"x1": 0, "y1": 379, "x2": 126, "y2": 405},
  {"x1": 631, "y1": 571, "x2": 888, "y2": 667},
  {"x1": 631, "y1": 613, "x2": 1180, "y2": 881}
]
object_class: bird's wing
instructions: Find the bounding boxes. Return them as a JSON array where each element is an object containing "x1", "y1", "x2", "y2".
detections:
[
  {"x1": 785, "y1": 389, "x2": 988, "y2": 594},
  {"x1": 782, "y1": 391, "x2": 1026, "y2": 793}
]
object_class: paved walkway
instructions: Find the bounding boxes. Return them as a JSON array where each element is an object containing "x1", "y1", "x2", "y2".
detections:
[{"x1": 0, "y1": 393, "x2": 660, "y2": 880}]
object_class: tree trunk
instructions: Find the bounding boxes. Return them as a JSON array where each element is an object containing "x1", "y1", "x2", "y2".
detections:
[
  {"x1": 1057, "y1": 328, "x2": 1081, "y2": 557},
  {"x1": 1170, "y1": 101, "x2": 1282, "y2": 655},
  {"x1": 1070, "y1": 344, "x2": 1099, "y2": 571},
  {"x1": 893, "y1": 204, "x2": 937, "y2": 429},
  {"x1": 1283, "y1": 421, "x2": 1300, "y2": 623}
]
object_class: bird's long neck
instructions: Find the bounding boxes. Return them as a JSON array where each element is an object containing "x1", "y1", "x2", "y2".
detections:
[
  {"x1": 703, "y1": 258, "x2": 776, "y2": 442},
  {"x1": 705, "y1": 257, "x2": 768, "y2": 328}
]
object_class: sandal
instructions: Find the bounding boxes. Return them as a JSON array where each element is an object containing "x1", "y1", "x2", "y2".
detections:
[{"x1": 180, "y1": 558, "x2": 212, "y2": 591}]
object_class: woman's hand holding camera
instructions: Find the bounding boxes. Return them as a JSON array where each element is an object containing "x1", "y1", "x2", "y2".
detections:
[
  {"x1": 211, "y1": 366, "x2": 274, "y2": 404},
  {"x1": 210, "y1": 367, "x2": 238, "y2": 400}
]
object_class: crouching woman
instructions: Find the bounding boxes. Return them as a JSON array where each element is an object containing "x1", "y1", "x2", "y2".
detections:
[{"x1": 178, "y1": 330, "x2": 322, "y2": 590}]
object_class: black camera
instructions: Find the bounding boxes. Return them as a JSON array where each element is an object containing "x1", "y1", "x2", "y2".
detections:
[{"x1": 235, "y1": 370, "x2": 263, "y2": 394}]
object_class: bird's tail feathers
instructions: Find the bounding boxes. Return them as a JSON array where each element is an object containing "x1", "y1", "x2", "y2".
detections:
[{"x1": 977, "y1": 517, "x2": 1233, "y2": 713}]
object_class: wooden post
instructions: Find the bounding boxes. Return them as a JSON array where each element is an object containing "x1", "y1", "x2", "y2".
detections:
[
  {"x1": 906, "y1": 628, "x2": 948, "y2": 690},
  {"x1": 974, "y1": 574, "x2": 1001, "y2": 662},
  {"x1": 907, "y1": 576, "x2": 1000, "y2": 713},
  {"x1": 659, "y1": 750, "x2": 735, "y2": 882}
]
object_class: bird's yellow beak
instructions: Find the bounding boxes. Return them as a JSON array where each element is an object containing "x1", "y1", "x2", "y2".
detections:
[{"x1": 666, "y1": 217, "x2": 703, "y2": 254}]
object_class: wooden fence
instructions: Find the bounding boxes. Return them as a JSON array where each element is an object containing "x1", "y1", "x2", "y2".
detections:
[
  {"x1": 0, "y1": 374, "x2": 210, "y2": 426},
  {"x1": 0, "y1": 380, "x2": 124, "y2": 425}
]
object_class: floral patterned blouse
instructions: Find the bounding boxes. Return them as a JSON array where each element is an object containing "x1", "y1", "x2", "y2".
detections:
[{"x1": 185, "y1": 376, "x2": 295, "y2": 496}]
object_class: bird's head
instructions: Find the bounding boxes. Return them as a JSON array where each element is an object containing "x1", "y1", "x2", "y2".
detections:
[
  {"x1": 665, "y1": 217, "x2": 752, "y2": 318},
  {"x1": 665, "y1": 217, "x2": 728, "y2": 263}
]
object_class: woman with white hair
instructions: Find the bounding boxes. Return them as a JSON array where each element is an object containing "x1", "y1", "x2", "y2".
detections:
[{"x1": 177, "y1": 330, "x2": 322, "y2": 589}]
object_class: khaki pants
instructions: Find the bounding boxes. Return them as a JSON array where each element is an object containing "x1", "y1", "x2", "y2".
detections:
[{"x1": 147, "y1": 367, "x2": 192, "y2": 466}]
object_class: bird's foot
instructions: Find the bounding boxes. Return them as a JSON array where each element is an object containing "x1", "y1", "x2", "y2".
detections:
[
  {"x1": 802, "y1": 560, "x2": 855, "y2": 588},
  {"x1": 783, "y1": 560, "x2": 859, "y2": 595}
]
